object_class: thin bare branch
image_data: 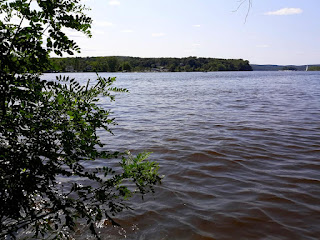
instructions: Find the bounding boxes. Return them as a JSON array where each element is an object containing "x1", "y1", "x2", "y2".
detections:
[{"x1": 233, "y1": 0, "x2": 252, "y2": 23}]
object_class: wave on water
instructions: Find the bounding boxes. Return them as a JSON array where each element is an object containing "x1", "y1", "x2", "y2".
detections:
[{"x1": 42, "y1": 71, "x2": 320, "y2": 240}]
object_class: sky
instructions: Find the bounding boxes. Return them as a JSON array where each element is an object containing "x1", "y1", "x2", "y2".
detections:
[{"x1": 57, "y1": 0, "x2": 320, "y2": 65}]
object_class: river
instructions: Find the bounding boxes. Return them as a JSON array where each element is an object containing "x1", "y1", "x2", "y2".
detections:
[{"x1": 43, "y1": 71, "x2": 320, "y2": 240}]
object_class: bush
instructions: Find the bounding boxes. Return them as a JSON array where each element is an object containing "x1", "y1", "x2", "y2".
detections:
[{"x1": 0, "y1": 0, "x2": 161, "y2": 239}]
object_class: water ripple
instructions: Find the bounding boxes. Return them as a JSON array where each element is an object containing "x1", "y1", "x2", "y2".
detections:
[{"x1": 42, "y1": 72, "x2": 320, "y2": 240}]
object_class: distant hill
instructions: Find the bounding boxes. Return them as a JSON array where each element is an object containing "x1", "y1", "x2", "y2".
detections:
[
  {"x1": 47, "y1": 56, "x2": 253, "y2": 73},
  {"x1": 251, "y1": 64, "x2": 320, "y2": 71}
]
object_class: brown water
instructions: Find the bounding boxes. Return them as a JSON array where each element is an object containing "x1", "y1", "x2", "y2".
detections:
[{"x1": 45, "y1": 71, "x2": 320, "y2": 240}]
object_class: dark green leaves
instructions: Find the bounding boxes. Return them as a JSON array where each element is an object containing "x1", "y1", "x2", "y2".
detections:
[
  {"x1": 0, "y1": 74, "x2": 149, "y2": 238},
  {"x1": 0, "y1": 1, "x2": 161, "y2": 239}
]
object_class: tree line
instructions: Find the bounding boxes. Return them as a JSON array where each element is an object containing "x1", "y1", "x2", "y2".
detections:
[
  {"x1": 308, "y1": 66, "x2": 320, "y2": 71},
  {"x1": 48, "y1": 56, "x2": 253, "y2": 73}
]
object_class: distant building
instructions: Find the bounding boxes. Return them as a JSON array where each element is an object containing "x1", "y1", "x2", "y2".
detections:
[{"x1": 65, "y1": 65, "x2": 75, "y2": 72}]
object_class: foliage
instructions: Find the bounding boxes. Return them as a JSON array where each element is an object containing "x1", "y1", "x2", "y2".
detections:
[
  {"x1": 281, "y1": 66, "x2": 297, "y2": 71},
  {"x1": 0, "y1": 0, "x2": 161, "y2": 239},
  {"x1": 105, "y1": 57, "x2": 119, "y2": 72},
  {"x1": 308, "y1": 66, "x2": 320, "y2": 71},
  {"x1": 48, "y1": 56, "x2": 253, "y2": 73},
  {"x1": 251, "y1": 64, "x2": 311, "y2": 71}
]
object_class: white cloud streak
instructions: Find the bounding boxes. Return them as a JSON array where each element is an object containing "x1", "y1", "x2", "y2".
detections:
[
  {"x1": 264, "y1": 8, "x2": 303, "y2": 16},
  {"x1": 192, "y1": 24, "x2": 201, "y2": 28}
]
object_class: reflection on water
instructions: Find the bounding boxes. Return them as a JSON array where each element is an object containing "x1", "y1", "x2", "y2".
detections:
[{"x1": 43, "y1": 71, "x2": 320, "y2": 240}]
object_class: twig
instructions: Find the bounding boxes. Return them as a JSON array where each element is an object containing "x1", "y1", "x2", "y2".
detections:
[{"x1": 233, "y1": 0, "x2": 252, "y2": 24}]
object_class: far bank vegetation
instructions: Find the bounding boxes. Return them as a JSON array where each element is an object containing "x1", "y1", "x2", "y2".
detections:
[
  {"x1": 48, "y1": 56, "x2": 253, "y2": 73},
  {"x1": 308, "y1": 66, "x2": 320, "y2": 71}
]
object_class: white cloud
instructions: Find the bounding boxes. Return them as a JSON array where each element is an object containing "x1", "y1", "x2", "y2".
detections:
[
  {"x1": 264, "y1": 8, "x2": 303, "y2": 16},
  {"x1": 109, "y1": 0, "x2": 120, "y2": 6},
  {"x1": 192, "y1": 24, "x2": 201, "y2": 28},
  {"x1": 94, "y1": 21, "x2": 113, "y2": 27},
  {"x1": 152, "y1": 33, "x2": 166, "y2": 37}
]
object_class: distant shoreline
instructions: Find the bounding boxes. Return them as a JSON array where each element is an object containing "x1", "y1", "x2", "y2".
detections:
[
  {"x1": 46, "y1": 56, "x2": 320, "y2": 72},
  {"x1": 44, "y1": 69, "x2": 320, "y2": 74},
  {"x1": 251, "y1": 64, "x2": 320, "y2": 71},
  {"x1": 47, "y1": 56, "x2": 253, "y2": 73}
]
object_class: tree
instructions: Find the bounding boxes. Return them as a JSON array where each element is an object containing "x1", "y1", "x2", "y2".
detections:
[
  {"x1": 106, "y1": 57, "x2": 119, "y2": 72},
  {"x1": 282, "y1": 66, "x2": 297, "y2": 71},
  {"x1": 308, "y1": 66, "x2": 320, "y2": 71},
  {"x1": 0, "y1": 0, "x2": 161, "y2": 239},
  {"x1": 121, "y1": 61, "x2": 132, "y2": 72}
]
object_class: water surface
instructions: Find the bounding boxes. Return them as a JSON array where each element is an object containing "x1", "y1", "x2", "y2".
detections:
[{"x1": 43, "y1": 71, "x2": 320, "y2": 240}]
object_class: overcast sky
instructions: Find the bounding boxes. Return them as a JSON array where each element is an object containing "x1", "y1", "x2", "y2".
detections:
[{"x1": 70, "y1": 0, "x2": 320, "y2": 65}]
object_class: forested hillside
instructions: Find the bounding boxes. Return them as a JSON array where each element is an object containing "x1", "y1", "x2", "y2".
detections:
[
  {"x1": 251, "y1": 64, "x2": 320, "y2": 71},
  {"x1": 48, "y1": 56, "x2": 253, "y2": 72},
  {"x1": 308, "y1": 66, "x2": 320, "y2": 71}
]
